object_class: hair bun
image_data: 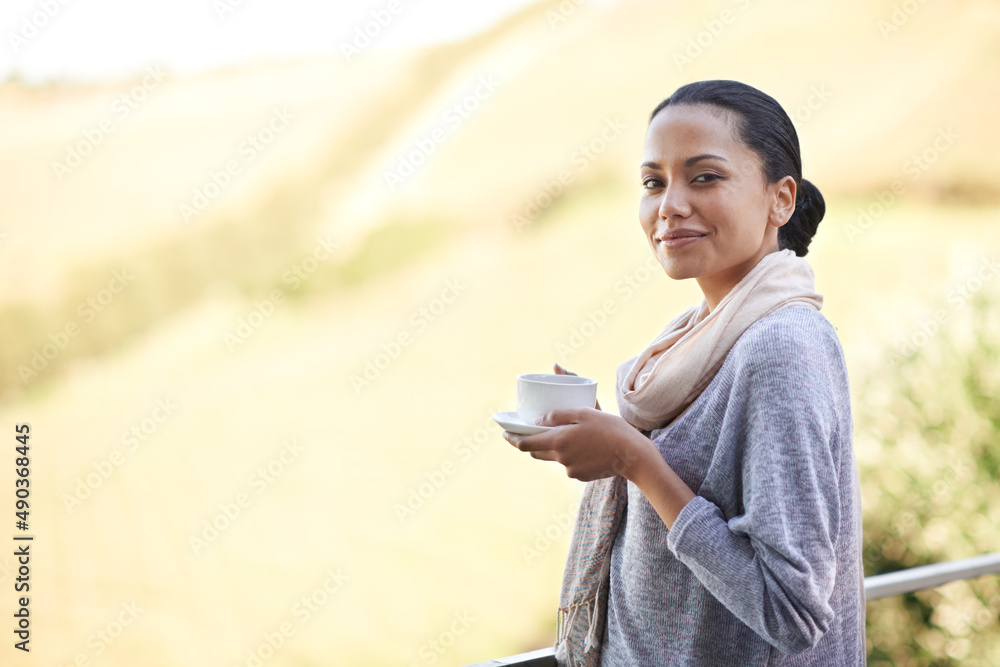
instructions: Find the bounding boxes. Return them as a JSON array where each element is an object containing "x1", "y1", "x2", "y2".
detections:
[{"x1": 783, "y1": 178, "x2": 825, "y2": 257}]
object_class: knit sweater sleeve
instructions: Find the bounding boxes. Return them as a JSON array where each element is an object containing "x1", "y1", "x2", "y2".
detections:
[{"x1": 663, "y1": 313, "x2": 844, "y2": 655}]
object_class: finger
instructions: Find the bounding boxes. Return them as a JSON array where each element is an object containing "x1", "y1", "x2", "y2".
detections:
[
  {"x1": 534, "y1": 407, "x2": 585, "y2": 427},
  {"x1": 501, "y1": 430, "x2": 523, "y2": 449},
  {"x1": 575, "y1": 470, "x2": 610, "y2": 482},
  {"x1": 528, "y1": 448, "x2": 560, "y2": 462},
  {"x1": 502, "y1": 430, "x2": 553, "y2": 453}
]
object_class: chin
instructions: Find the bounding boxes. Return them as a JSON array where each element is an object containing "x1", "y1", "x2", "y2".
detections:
[
  {"x1": 664, "y1": 268, "x2": 698, "y2": 282},
  {"x1": 654, "y1": 252, "x2": 700, "y2": 281}
]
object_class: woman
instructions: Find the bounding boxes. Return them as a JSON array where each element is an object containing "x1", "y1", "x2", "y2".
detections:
[{"x1": 502, "y1": 80, "x2": 865, "y2": 666}]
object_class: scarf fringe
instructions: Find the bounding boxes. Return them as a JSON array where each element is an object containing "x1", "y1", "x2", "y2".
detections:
[{"x1": 554, "y1": 599, "x2": 598, "y2": 667}]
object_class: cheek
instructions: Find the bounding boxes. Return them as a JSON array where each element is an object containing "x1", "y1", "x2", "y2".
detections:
[
  {"x1": 703, "y1": 191, "x2": 751, "y2": 229},
  {"x1": 639, "y1": 199, "x2": 658, "y2": 229}
]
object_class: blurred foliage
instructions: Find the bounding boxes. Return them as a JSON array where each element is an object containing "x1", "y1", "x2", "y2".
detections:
[{"x1": 857, "y1": 280, "x2": 1000, "y2": 665}]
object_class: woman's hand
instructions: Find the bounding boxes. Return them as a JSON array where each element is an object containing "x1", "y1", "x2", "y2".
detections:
[
  {"x1": 502, "y1": 405, "x2": 648, "y2": 482},
  {"x1": 504, "y1": 361, "x2": 696, "y2": 526}
]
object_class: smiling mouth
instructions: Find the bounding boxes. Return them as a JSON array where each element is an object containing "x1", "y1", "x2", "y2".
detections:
[{"x1": 658, "y1": 235, "x2": 705, "y2": 248}]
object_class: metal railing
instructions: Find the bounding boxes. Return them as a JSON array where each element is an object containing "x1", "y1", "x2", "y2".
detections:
[{"x1": 468, "y1": 551, "x2": 1000, "y2": 666}]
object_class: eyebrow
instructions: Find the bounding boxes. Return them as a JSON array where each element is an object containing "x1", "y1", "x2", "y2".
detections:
[{"x1": 641, "y1": 154, "x2": 728, "y2": 170}]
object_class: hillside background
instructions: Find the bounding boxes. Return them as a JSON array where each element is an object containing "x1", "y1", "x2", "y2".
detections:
[{"x1": 1, "y1": 0, "x2": 999, "y2": 665}]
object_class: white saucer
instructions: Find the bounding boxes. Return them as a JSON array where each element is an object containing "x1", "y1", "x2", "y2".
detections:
[{"x1": 492, "y1": 411, "x2": 552, "y2": 435}]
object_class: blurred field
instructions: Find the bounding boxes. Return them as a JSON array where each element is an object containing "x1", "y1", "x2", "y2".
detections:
[{"x1": 1, "y1": 0, "x2": 1000, "y2": 665}]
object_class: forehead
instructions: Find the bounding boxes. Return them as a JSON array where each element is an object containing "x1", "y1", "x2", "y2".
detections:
[{"x1": 643, "y1": 104, "x2": 748, "y2": 161}]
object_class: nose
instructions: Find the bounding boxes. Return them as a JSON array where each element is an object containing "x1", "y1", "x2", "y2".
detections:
[{"x1": 658, "y1": 181, "x2": 691, "y2": 220}]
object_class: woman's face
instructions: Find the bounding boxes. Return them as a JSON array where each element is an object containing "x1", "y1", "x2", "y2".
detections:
[{"x1": 639, "y1": 103, "x2": 795, "y2": 312}]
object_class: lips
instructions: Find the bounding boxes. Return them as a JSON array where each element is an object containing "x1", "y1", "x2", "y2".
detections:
[
  {"x1": 657, "y1": 229, "x2": 706, "y2": 249},
  {"x1": 657, "y1": 229, "x2": 705, "y2": 241}
]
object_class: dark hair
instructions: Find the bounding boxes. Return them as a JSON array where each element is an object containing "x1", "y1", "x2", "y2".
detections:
[{"x1": 649, "y1": 80, "x2": 824, "y2": 257}]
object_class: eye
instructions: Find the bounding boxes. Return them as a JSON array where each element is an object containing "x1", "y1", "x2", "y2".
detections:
[
  {"x1": 692, "y1": 173, "x2": 721, "y2": 184},
  {"x1": 641, "y1": 177, "x2": 663, "y2": 189}
]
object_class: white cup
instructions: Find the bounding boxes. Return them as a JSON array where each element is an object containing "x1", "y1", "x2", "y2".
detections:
[{"x1": 516, "y1": 373, "x2": 598, "y2": 424}]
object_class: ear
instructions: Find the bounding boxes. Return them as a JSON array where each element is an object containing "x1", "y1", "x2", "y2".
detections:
[{"x1": 769, "y1": 175, "x2": 797, "y2": 228}]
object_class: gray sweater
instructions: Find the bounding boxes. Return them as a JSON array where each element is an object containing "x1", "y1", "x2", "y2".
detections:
[{"x1": 600, "y1": 305, "x2": 866, "y2": 666}]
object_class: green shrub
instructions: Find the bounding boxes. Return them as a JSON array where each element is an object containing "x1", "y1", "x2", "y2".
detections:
[{"x1": 857, "y1": 279, "x2": 1000, "y2": 665}]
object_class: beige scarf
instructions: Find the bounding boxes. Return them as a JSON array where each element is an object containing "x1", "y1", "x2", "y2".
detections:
[{"x1": 553, "y1": 248, "x2": 823, "y2": 665}]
